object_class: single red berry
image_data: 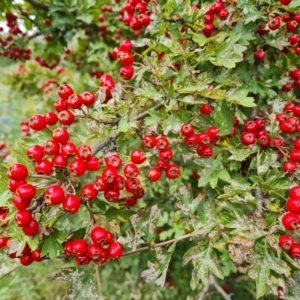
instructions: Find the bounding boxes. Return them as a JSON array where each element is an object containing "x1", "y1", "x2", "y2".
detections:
[
  {"x1": 108, "y1": 241, "x2": 123, "y2": 259},
  {"x1": 197, "y1": 145, "x2": 214, "y2": 157},
  {"x1": 125, "y1": 197, "x2": 138, "y2": 207},
  {"x1": 20, "y1": 254, "x2": 33, "y2": 266},
  {"x1": 64, "y1": 241, "x2": 74, "y2": 257},
  {"x1": 68, "y1": 159, "x2": 86, "y2": 177},
  {"x1": 156, "y1": 137, "x2": 169, "y2": 150},
  {"x1": 86, "y1": 157, "x2": 101, "y2": 171},
  {"x1": 81, "y1": 91, "x2": 95, "y2": 106},
  {"x1": 241, "y1": 132, "x2": 256, "y2": 145},
  {"x1": 54, "y1": 98, "x2": 68, "y2": 112},
  {"x1": 166, "y1": 164, "x2": 180, "y2": 179},
  {"x1": 72, "y1": 239, "x2": 88, "y2": 256},
  {"x1": 130, "y1": 150, "x2": 146, "y2": 164},
  {"x1": 287, "y1": 197, "x2": 300, "y2": 214},
  {"x1": 26, "y1": 145, "x2": 44, "y2": 162},
  {"x1": 34, "y1": 160, "x2": 53, "y2": 175},
  {"x1": 218, "y1": 8, "x2": 229, "y2": 20},
  {"x1": 105, "y1": 154, "x2": 122, "y2": 169},
  {"x1": 203, "y1": 23, "x2": 215, "y2": 37},
  {"x1": 112, "y1": 175, "x2": 126, "y2": 190},
  {"x1": 15, "y1": 210, "x2": 32, "y2": 227},
  {"x1": 290, "y1": 186, "x2": 300, "y2": 198},
  {"x1": 111, "y1": 47, "x2": 121, "y2": 59},
  {"x1": 147, "y1": 167, "x2": 162, "y2": 182},
  {"x1": 120, "y1": 65, "x2": 134, "y2": 80},
  {"x1": 44, "y1": 185, "x2": 65, "y2": 205},
  {"x1": 52, "y1": 154, "x2": 68, "y2": 168},
  {"x1": 244, "y1": 120, "x2": 258, "y2": 132},
  {"x1": 290, "y1": 149, "x2": 300, "y2": 162},
  {"x1": 29, "y1": 115, "x2": 47, "y2": 131},
  {"x1": 282, "y1": 212, "x2": 300, "y2": 230},
  {"x1": 289, "y1": 34, "x2": 300, "y2": 44},
  {"x1": 67, "y1": 94, "x2": 83, "y2": 109},
  {"x1": 286, "y1": 20, "x2": 298, "y2": 31},
  {"x1": 31, "y1": 249, "x2": 43, "y2": 262},
  {"x1": 204, "y1": 13, "x2": 214, "y2": 24},
  {"x1": 57, "y1": 110, "x2": 75, "y2": 125},
  {"x1": 44, "y1": 139, "x2": 60, "y2": 156},
  {"x1": 16, "y1": 183, "x2": 36, "y2": 201},
  {"x1": 81, "y1": 184, "x2": 98, "y2": 201},
  {"x1": 159, "y1": 149, "x2": 173, "y2": 163},
  {"x1": 184, "y1": 135, "x2": 198, "y2": 148},
  {"x1": 91, "y1": 226, "x2": 108, "y2": 244},
  {"x1": 104, "y1": 189, "x2": 120, "y2": 202},
  {"x1": 200, "y1": 103, "x2": 213, "y2": 114},
  {"x1": 280, "y1": 120, "x2": 295, "y2": 133},
  {"x1": 77, "y1": 145, "x2": 92, "y2": 161},
  {"x1": 119, "y1": 39, "x2": 133, "y2": 52},
  {"x1": 44, "y1": 112, "x2": 58, "y2": 125},
  {"x1": 197, "y1": 132, "x2": 211, "y2": 145},
  {"x1": 52, "y1": 128, "x2": 69, "y2": 144},
  {"x1": 22, "y1": 219, "x2": 39, "y2": 236},
  {"x1": 137, "y1": 13, "x2": 151, "y2": 26},
  {"x1": 279, "y1": 235, "x2": 294, "y2": 251},
  {"x1": 124, "y1": 163, "x2": 139, "y2": 178},
  {"x1": 135, "y1": 2, "x2": 147, "y2": 14},
  {"x1": 61, "y1": 141, "x2": 77, "y2": 158},
  {"x1": 117, "y1": 51, "x2": 134, "y2": 65},
  {"x1": 94, "y1": 176, "x2": 108, "y2": 191},
  {"x1": 12, "y1": 195, "x2": 31, "y2": 210},
  {"x1": 142, "y1": 135, "x2": 156, "y2": 148},
  {"x1": 100, "y1": 74, "x2": 116, "y2": 95},
  {"x1": 180, "y1": 124, "x2": 194, "y2": 136},
  {"x1": 282, "y1": 83, "x2": 293, "y2": 92},
  {"x1": 63, "y1": 195, "x2": 81, "y2": 214},
  {"x1": 279, "y1": 0, "x2": 292, "y2": 5},
  {"x1": 125, "y1": 177, "x2": 140, "y2": 193},
  {"x1": 9, "y1": 179, "x2": 27, "y2": 192},
  {"x1": 58, "y1": 84, "x2": 73, "y2": 99},
  {"x1": 254, "y1": 49, "x2": 265, "y2": 62},
  {"x1": 44, "y1": 18, "x2": 51, "y2": 25},
  {"x1": 291, "y1": 69, "x2": 300, "y2": 80},
  {"x1": 268, "y1": 18, "x2": 281, "y2": 30},
  {"x1": 130, "y1": 17, "x2": 142, "y2": 30},
  {"x1": 258, "y1": 134, "x2": 271, "y2": 148},
  {"x1": 284, "y1": 102, "x2": 295, "y2": 112},
  {"x1": 87, "y1": 243, "x2": 103, "y2": 261},
  {"x1": 0, "y1": 237, "x2": 9, "y2": 249},
  {"x1": 283, "y1": 161, "x2": 297, "y2": 172},
  {"x1": 207, "y1": 126, "x2": 219, "y2": 139},
  {"x1": 290, "y1": 244, "x2": 300, "y2": 262}
]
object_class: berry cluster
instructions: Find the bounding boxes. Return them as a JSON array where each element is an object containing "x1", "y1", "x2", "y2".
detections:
[
  {"x1": 142, "y1": 135, "x2": 180, "y2": 181},
  {"x1": 198, "y1": 0, "x2": 229, "y2": 37},
  {"x1": 120, "y1": 0, "x2": 151, "y2": 36},
  {"x1": 112, "y1": 39, "x2": 135, "y2": 80},
  {"x1": 63, "y1": 226, "x2": 123, "y2": 265},
  {"x1": 279, "y1": 186, "x2": 300, "y2": 263},
  {"x1": 40, "y1": 78, "x2": 58, "y2": 95},
  {"x1": 20, "y1": 120, "x2": 32, "y2": 137}
]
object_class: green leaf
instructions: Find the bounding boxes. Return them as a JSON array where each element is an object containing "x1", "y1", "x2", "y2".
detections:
[
  {"x1": 105, "y1": 207, "x2": 135, "y2": 222},
  {"x1": 53, "y1": 266, "x2": 104, "y2": 300},
  {"x1": 178, "y1": 85, "x2": 206, "y2": 94},
  {"x1": 117, "y1": 118, "x2": 130, "y2": 132},
  {"x1": 10, "y1": 143, "x2": 34, "y2": 173},
  {"x1": 227, "y1": 88, "x2": 256, "y2": 107},
  {"x1": 0, "y1": 173, "x2": 9, "y2": 194},
  {"x1": 228, "y1": 146, "x2": 257, "y2": 162},
  {"x1": 0, "y1": 251, "x2": 20, "y2": 279},
  {"x1": 0, "y1": 190, "x2": 11, "y2": 207},
  {"x1": 213, "y1": 101, "x2": 235, "y2": 136},
  {"x1": 76, "y1": 14, "x2": 93, "y2": 24},
  {"x1": 41, "y1": 231, "x2": 66, "y2": 259}
]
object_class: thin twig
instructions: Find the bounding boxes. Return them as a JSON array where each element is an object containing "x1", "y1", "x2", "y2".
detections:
[{"x1": 210, "y1": 274, "x2": 232, "y2": 300}]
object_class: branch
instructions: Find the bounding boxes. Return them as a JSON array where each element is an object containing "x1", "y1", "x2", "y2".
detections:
[
  {"x1": 24, "y1": 0, "x2": 48, "y2": 10},
  {"x1": 122, "y1": 233, "x2": 192, "y2": 257},
  {"x1": 28, "y1": 194, "x2": 45, "y2": 212},
  {"x1": 210, "y1": 274, "x2": 232, "y2": 300},
  {"x1": 92, "y1": 101, "x2": 165, "y2": 156}
]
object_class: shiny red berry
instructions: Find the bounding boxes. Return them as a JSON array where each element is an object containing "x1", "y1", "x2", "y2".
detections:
[
  {"x1": 282, "y1": 212, "x2": 300, "y2": 230},
  {"x1": 63, "y1": 195, "x2": 81, "y2": 214},
  {"x1": 130, "y1": 150, "x2": 146, "y2": 164},
  {"x1": 108, "y1": 241, "x2": 123, "y2": 259},
  {"x1": 44, "y1": 185, "x2": 65, "y2": 205},
  {"x1": 124, "y1": 163, "x2": 139, "y2": 178},
  {"x1": 241, "y1": 132, "x2": 256, "y2": 145},
  {"x1": 57, "y1": 110, "x2": 75, "y2": 125},
  {"x1": 44, "y1": 139, "x2": 60, "y2": 156},
  {"x1": 120, "y1": 65, "x2": 134, "y2": 80},
  {"x1": 52, "y1": 127, "x2": 69, "y2": 144},
  {"x1": 86, "y1": 157, "x2": 101, "y2": 171},
  {"x1": 94, "y1": 176, "x2": 108, "y2": 191},
  {"x1": 35, "y1": 160, "x2": 53, "y2": 175},
  {"x1": 81, "y1": 91, "x2": 95, "y2": 106},
  {"x1": 61, "y1": 141, "x2": 77, "y2": 158},
  {"x1": 15, "y1": 210, "x2": 32, "y2": 227},
  {"x1": 200, "y1": 103, "x2": 213, "y2": 114},
  {"x1": 142, "y1": 135, "x2": 156, "y2": 148},
  {"x1": 58, "y1": 84, "x2": 73, "y2": 99},
  {"x1": 9, "y1": 179, "x2": 27, "y2": 192},
  {"x1": 72, "y1": 239, "x2": 88, "y2": 256},
  {"x1": 91, "y1": 226, "x2": 108, "y2": 244},
  {"x1": 44, "y1": 112, "x2": 58, "y2": 125},
  {"x1": 105, "y1": 154, "x2": 122, "y2": 169},
  {"x1": 147, "y1": 167, "x2": 162, "y2": 182},
  {"x1": 104, "y1": 189, "x2": 120, "y2": 202},
  {"x1": 29, "y1": 115, "x2": 47, "y2": 131},
  {"x1": 68, "y1": 159, "x2": 86, "y2": 177},
  {"x1": 16, "y1": 183, "x2": 36, "y2": 201},
  {"x1": 81, "y1": 184, "x2": 98, "y2": 201},
  {"x1": 26, "y1": 145, "x2": 44, "y2": 162},
  {"x1": 22, "y1": 219, "x2": 39, "y2": 236}
]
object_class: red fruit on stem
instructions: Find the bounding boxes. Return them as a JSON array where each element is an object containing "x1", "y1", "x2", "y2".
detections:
[{"x1": 63, "y1": 195, "x2": 81, "y2": 214}]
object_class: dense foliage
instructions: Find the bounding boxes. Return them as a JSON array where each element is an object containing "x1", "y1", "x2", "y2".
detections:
[{"x1": 0, "y1": 0, "x2": 300, "y2": 299}]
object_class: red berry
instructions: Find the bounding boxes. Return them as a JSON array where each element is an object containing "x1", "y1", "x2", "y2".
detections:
[
  {"x1": 44, "y1": 139, "x2": 60, "y2": 156},
  {"x1": 130, "y1": 150, "x2": 146, "y2": 164},
  {"x1": 58, "y1": 84, "x2": 73, "y2": 99},
  {"x1": 100, "y1": 74, "x2": 116, "y2": 95},
  {"x1": 108, "y1": 241, "x2": 123, "y2": 259},
  {"x1": 207, "y1": 126, "x2": 219, "y2": 139},
  {"x1": 35, "y1": 160, "x2": 53, "y2": 175},
  {"x1": 119, "y1": 39, "x2": 133, "y2": 52},
  {"x1": 105, "y1": 154, "x2": 122, "y2": 169},
  {"x1": 287, "y1": 197, "x2": 300, "y2": 214},
  {"x1": 124, "y1": 163, "x2": 139, "y2": 178},
  {"x1": 254, "y1": 49, "x2": 265, "y2": 62},
  {"x1": 20, "y1": 254, "x2": 33, "y2": 266},
  {"x1": 86, "y1": 157, "x2": 101, "y2": 171},
  {"x1": 0, "y1": 237, "x2": 9, "y2": 249},
  {"x1": 72, "y1": 239, "x2": 88, "y2": 256},
  {"x1": 68, "y1": 159, "x2": 86, "y2": 177},
  {"x1": 77, "y1": 145, "x2": 92, "y2": 161},
  {"x1": 166, "y1": 164, "x2": 180, "y2": 179},
  {"x1": 218, "y1": 8, "x2": 229, "y2": 20},
  {"x1": 197, "y1": 132, "x2": 210, "y2": 145},
  {"x1": 268, "y1": 18, "x2": 281, "y2": 30},
  {"x1": 289, "y1": 34, "x2": 300, "y2": 44},
  {"x1": 244, "y1": 120, "x2": 258, "y2": 132},
  {"x1": 31, "y1": 249, "x2": 43, "y2": 262},
  {"x1": 159, "y1": 149, "x2": 173, "y2": 163},
  {"x1": 204, "y1": 13, "x2": 214, "y2": 24},
  {"x1": 29, "y1": 115, "x2": 47, "y2": 131},
  {"x1": 286, "y1": 20, "x2": 298, "y2": 31},
  {"x1": 94, "y1": 176, "x2": 108, "y2": 191},
  {"x1": 184, "y1": 135, "x2": 198, "y2": 148},
  {"x1": 147, "y1": 167, "x2": 162, "y2": 182},
  {"x1": 7, "y1": 164, "x2": 28, "y2": 181},
  {"x1": 120, "y1": 65, "x2": 134, "y2": 80},
  {"x1": 290, "y1": 186, "x2": 300, "y2": 198},
  {"x1": 180, "y1": 124, "x2": 194, "y2": 136},
  {"x1": 67, "y1": 94, "x2": 83, "y2": 109},
  {"x1": 54, "y1": 98, "x2": 68, "y2": 112},
  {"x1": 290, "y1": 244, "x2": 300, "y2": 262},
  {"x1": 125, "y1": 177, "x2": 140, "y2": 193},
  {"x1": 44, "y1": 185, "x2": 65, "y2": 205},
  {"x1": 130, "y1": 17, "x2": 142, "y2": 30},
  {"x1": 200, "y1": 103, "x2": 213, "y2": 114},
  {"x1": 16, "y1": 183, "x2": 36, "y2": 201},
  {"x1": 26, "y1": 145, "x2": 44, "y2": 162},
  {"x1": 15, "y1": 210, "x2": 32, "y2": 227},
  {"x1": 279, "y1": 235, "x2": 294, "y2": 251},
  {"x1": 104, "y1": 189, "x2": 120, "y2": 202},
  {"x1": 58, "y1": 110, "x2": 75, "y2": 125},
  {"x1": 61, "y1": 141, "x2": 77, "y2": 158},
  {"x1": 282, "y1": 83, "x2": 293, "y2": 92},
  {"x1": 81, "y1": 184, "x2": 98, "y2": 201},
  {"x1": 44, "y1": 112, "x2": 58, "y2": 125},
  {"x1": 125, "y1": 197, "x2": 137, "y2": 207},
  {"x1": 117, "y1": 51, "x2": 134, "y2": 65},
  {"x1": 280, "y1": 120, "x2": 295, "y2": 133},
  {"x1": 142, "y1": 135, "x2": 156, "y2": 148},
  {"x1": 156, "y1": 137, "x2": 169, "y2": 150},
  {"x1": 258, "y1": 134, "x2": 271, "y2": 148},
  {"x1": 63, "y1": 195, "x2": 81, "y2": 214},
  {"x1": 241, "y1": 132, "x2": 256, "y2": 145},
  {"x1": 81, "y1": 91, "x2": 95, "y2": 106},
  {"x1": 91, "y1": 226, "x2": 108, "y2": 244},
  {"x1": 64, "y1": 241, "x2": 74, "y2": 257},
  {"x1": 282, "y1": 212, "x2": 300, "y2": 230},
  {"x1": 112, "y1": 175, "x2": 126, "y2": 190},
  {"x1": 52, "y1": 127, "x2": 69, "y2": 144},
  {"x1": 280, "y1": 0, "x2": 292, "y2": 4},
  {"x1": 203, "y1": 23, "x2": 215, "y2": 37},
  {"x1": 138, "y1": 13, "x2": 151, "y2": 26},
  {"x1": 22, "y1": 219, "x2": 39, "y2": 236},
  {"x1": 283, "y1": 161, "x2": 297, "y2": 172},
  {"x1": 12, "y1": 195, "x2": 31, "y2": 210}
]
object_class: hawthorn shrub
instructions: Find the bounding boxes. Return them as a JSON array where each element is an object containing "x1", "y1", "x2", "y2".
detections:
[{"x1": 0, "y1": 0, "x2": 300, "y2": 299}]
